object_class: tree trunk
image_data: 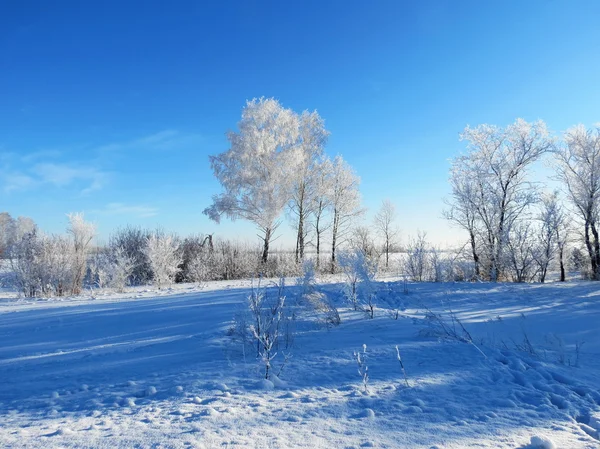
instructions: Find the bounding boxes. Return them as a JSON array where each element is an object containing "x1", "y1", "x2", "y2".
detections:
[
  {"x1": 540, "y1": 267, "x2": 547, "y2": 284},
  {"x1": 469, "y1": 231, "x2": 480, "y2": 279},
  {"x1": 262, "y1": 227, "x2": 271, "y2": 265},
  {"x1": 584, "y1": 220, "x2": 597, "y2": 279},
  {"x1": 559, "y1": 245, "x2": 566, "y2": 282},
  {"x1": 331, "y1": 233, "x2": 336, "y2": 274},
  {"x1": 331, "y1": 209, "x2": 340, "y2": 274},
  {"x1": 295, "y1": 207, "x2": 304, "y2": 264},
  {"x1": 591, "y1": 221, "x2": 600, "y2": 280},
  {"x1": 385, "y1": 238, "x2": 389, "y2": 269},
  {"x1": 315, "y1": 215, "x2": 321, "y2": 270}
]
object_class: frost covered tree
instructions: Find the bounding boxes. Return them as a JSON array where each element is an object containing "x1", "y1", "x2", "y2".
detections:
[
  {"x1": 505, "y1": 222, "x2": 537, "y2": 283},
  {"x1": 204, "y1": 98, "x2": 302, "y2": 264},
  {"x1": 144, "y1": 233, "x2": 182, "y2": 289},
  {"x1": 328, "y1": 155, "x2": 363, "y2": 273},
  {"x1": 0, "y1": 212, "x2": 16, "y2": 258},
  {"x1": 555, "y1": 124, "x2": 600, "y2": 280},
  {"x1": 0, "y1": 214, "x2": 37, "y2": 259},
  {"x1": 89, "y1": 245, "x2": 137, "y2": 292},
  {"x1": 310, "y1": 156, "x2": 334, "y2": 270},
  {"x1": 109, "y1": 226, "x2": 153, "y2": 285},
  {"x1": 43, "y1": 234, "x2": 75, "y2": 296},
  {"x1": 373, "y1": 199, "x2": 398, "y2": 269},
  {"x1": 11, "y1": 231, "x2": 75, "y2": 297},
  {"x1": 9, "y1": 214, "x2": 93, "y2": 297},
  {"x1": 180, "y1": 234, "x2": 215, "y2": 283},
  {"x1": 405, "y1": 232, "x2": 429, "y2": 282},
  {"x1": 446, "y1": 119, "x2": 553, "y2": 281},
  {"x1": 288, "y1": 110, "x2": 329, "y2": 264},
  {"x1": 533, "y1": 192, "x2": 567, "y2": 283},
  {"x1": 10, "y1": 230, "x2": 42, "y2": 297},
  {"x1": 338, "y1": 248, "x2": 378, "y2": 316},
  {"x1": 15, "y1": 216, "x2": 36, "y2": 241},
  {"x1": 67, "y1": 213, "x2": 96, "y2": 295},
  {"x1": 444, "y1": 163, "x2": 483, "y2": 278},
  {"x1": 350, "y1": 226, "x2": 378, "y2": 260}
]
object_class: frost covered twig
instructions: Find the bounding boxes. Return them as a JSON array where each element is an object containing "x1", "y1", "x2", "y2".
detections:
[
  {"x1": 395, "y1": 345, "x2": 410, "y2": 388},
  {"x1": 420, "y1": 303, "x2": 487, "y2": 359},
  {"x1": 354, "y1": 344, "x2": 369, "y2": 393}
]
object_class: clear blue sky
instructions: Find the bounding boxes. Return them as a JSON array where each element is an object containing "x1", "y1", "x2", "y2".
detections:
[{"x1": 1, "y1": 0, "x2": 599, "y2": 247}]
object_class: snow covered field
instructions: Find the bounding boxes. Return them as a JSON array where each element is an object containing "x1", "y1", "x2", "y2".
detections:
[{"x1": 0, "y1": 279, "x2": 599, "y2": 449}]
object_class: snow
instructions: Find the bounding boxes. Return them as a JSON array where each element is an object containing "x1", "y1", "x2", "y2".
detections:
[
  {"x1": 0, "y1": 278, "x2": 599, "y2": 448},
  {"x1": 529, "y1": 435, "x2": 557, "y2": 449}
]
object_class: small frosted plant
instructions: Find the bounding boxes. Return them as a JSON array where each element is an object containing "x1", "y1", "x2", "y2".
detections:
[
  {"x1": 354, "y1": 344, "x2": 369, "y2": 393},
  {"x1": 395, "y1": 345, "x2": 410, "y2": 388}
]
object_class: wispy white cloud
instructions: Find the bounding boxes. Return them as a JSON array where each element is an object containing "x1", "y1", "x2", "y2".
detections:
[
  {"x1": 92, "y1": 202, "x2": 158, "y2": 218},
  {"x1": 2, "y1": 172, "x2": 36, "y2": 193},
  {"x1": 0, "y1": 129, "x2": 199, "y2": 196},
  {"x1": 20, "y1": 149, "x2": 62, "y2": 163},
  {"x1": 95, "y1": 129, "x2": 203, "y2": 154},
  {"x1": 31, "y1": 162, "x2": 110, "y2": 195}
]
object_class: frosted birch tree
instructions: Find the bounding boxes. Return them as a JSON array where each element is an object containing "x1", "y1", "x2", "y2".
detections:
[
  {"x1": 67, "y1": 212, "x2": 96, "y2": 295},
  {"x1": 144, "y1": 233, "x2": 182, "y2": 289},
  {"x1": 204, "y1": 98, "x2": 301, "y2": 264},
  {"x1": 0, "y1": 212, "x2": 16, "y2": 258},
  {"x1": 288, "y1": 110, "x2": 329, "y2": 264},
  {"x1": 555, "y1": 124, "x2": 600, "y2": 280},
  {"x1": 533, "y1": 192, "x2": 566, "y2": 283},
  {"x1": 447, "y1": 119, "x2": 552, "y2": 281},
  {"x1": 444, "y1": 162, "x2": 483, "y2": 278},
  {"x1": 310, "y1": 156, "x2": 333, "y2": 270},
  {"x1": 373, "y1": 199, "x2": 398, "y2": 269},
  {"x1": 329, "y1": 155, "x2": 363, "y2": 273}
]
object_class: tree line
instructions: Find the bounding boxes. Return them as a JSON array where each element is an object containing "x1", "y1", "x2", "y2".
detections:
[
  {"x1": 2, "y1": 100, "x2": 599, "y2": 297},
  {"x1": 445, "y1": 119, "x2": 600, "y2": 282}
]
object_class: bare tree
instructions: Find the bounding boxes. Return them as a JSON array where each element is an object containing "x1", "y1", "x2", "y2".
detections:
[
  {"x1": 506, "y1": 221, "x2": 537, "y2": 283},
  {"x1": 310, "y1": 156, "x2": 333, "y2": 270},
  {"x1": 373, "y1": 199, "x2": 398, "y2": 269},
  {"x1": 555, "y1": 124, "x2": 600, "y2": 280},
  {"x1": 444, "y1": 164, "x2": 482, "y2": 278},
  {"x1": 350, "y1": 226, "x2": 378, "y2": 260},
  {"x1": 67, "y1": 212, "x2": 96, "y2": 295},
  {"x1": 449, "y1": 119, "x2": 553, "y2": 281},
  {"x1": 405, "y1": 232, "x2": 429, "y2": 282},
  {"x1": 288, "y1": 111, "x2": 329, "y2": 264},
  {"x1": 533, "y1": 192, "x2": 567, "y2": 283},
  {"x1": 328, "y1": 155, "x2": 363, "y2": 273},
  {"x1": 0, "y1": 212, "x2": 16, "y2": 258}
]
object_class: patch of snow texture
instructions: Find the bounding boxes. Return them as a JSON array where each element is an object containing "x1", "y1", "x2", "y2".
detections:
[
  {"x1": 258, "y1": 379, "x2": 275, "y2": 390},
  {"x1": 529, "y1": 435, "x2": 556, "y2": 449}
]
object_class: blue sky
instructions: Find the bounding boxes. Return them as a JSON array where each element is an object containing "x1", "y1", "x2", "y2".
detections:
[{"x1": 1, "y1": 0, "x2": 599, "y2": 247}]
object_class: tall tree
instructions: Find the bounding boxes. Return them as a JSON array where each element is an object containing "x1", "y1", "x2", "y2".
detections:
[
  {"x1": 555, "y1": 124, "x2": 600, "y2": 280},
  {"x1": 0, "y1": 212, "x2": 16, "y2": 258},
  {"x1": 67, "y1": 213, "x2": 96, "y2": 295},
  {"x1": 373, "y1": 199, "x2": 398, "y2": 269},
  {"x1": 329, "y1": 155, "x2": 363, "y2": 273},
  {"x1": 533, "y1": 192, "x2": 566, "y2": 283},
  {"x1": 444, "y1": 163, "x2": 483, "y2": 278},
  {"x1": 310, "y1": 156, "x2": 333, "y2": 270},
  {"x1": 448, "y1": 119, "x2": 552, "y2": 281},
  {"x1": 288, "y1": 110, "x2": 329, "y2": 264},
  {"x1": 204, "y1": 98, "x2": 301, "y2": 264}
]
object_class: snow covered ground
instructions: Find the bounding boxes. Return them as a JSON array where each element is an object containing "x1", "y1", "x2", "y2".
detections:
[{"x1": 0, "y1": 279, "x2": 599, "y2": 448}]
